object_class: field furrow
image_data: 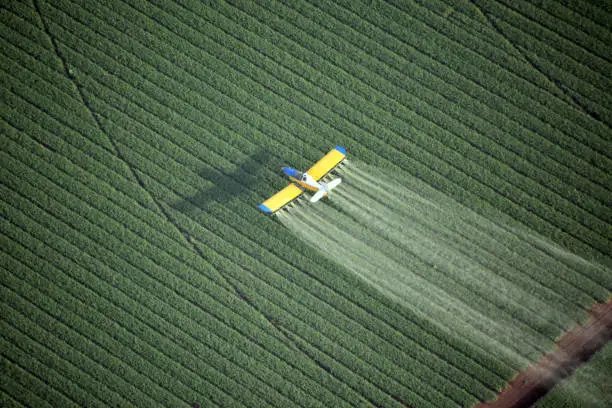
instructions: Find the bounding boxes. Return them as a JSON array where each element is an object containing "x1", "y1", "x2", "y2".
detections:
[{"x1": 2, "y1": 0, "x2": 610, "y2": 407}]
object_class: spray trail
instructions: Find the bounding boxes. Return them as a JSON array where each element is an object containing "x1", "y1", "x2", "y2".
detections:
[{"x1": 279, "y1": 163, "x2": 609, "y2": 368}]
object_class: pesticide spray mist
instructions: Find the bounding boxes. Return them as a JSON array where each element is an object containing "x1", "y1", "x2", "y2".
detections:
[{"x1": 279, "y1": 162, "x2": 609, "y2": 370}]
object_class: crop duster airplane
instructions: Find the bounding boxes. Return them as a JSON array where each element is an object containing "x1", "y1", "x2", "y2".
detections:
[{"x1": 257, "y1": 146, "x2": 347, "y2": 214}]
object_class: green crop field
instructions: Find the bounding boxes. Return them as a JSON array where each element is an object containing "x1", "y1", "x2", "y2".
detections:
[
  {"x1": 1, "y1": 0, "x2": 610, "y2": 407},
  {"x1": 534, "y1": 343, "x2": 612, "y2": 408}
]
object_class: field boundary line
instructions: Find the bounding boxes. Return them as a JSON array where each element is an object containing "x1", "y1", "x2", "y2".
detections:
[
  {"x1": 30, "y1": 0, "x2": 117, "y2": 155},
  {"x1": 1, "y1": 243, "x2": 194, "y2": 407},
  {"x1": 0, "y1": 198, "x2": 298, "y2": 408},
  {"x1": 215, "y1": 0, "x2": 612, "y2": 242},
  {"x1": 475, "y1": 300, "x2": 612, "y2": 407},
  {"x1": 4, "y1": 93, "x2": 488, "y2": 402},
  {"x1": 27, "y1": 7, "x2": 516, "y2": 380},
  {"x1": 240, "y1": 0, "x2": 612, "y2": 210},
  {"x1": 317, "y1": 0, "x2": 611, "y2": 156},
  {"x1": 33, "y1": 0, "x2": 316, "y2": 369},
  {"x1": 468, "y1": 0, "x2": 605, "y2": 124}
]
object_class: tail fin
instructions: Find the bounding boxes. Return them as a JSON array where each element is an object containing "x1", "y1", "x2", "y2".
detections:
[{"x1": 310, "y1": 178, "x2": 342, "y2": 203}]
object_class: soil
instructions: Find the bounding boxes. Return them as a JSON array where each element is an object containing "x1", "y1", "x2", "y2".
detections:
[{"x1": 474, "y1": 300, "x2": 612, "y2": 408}]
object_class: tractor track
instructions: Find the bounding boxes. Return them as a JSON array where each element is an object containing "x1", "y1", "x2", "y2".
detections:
[{"x1": 475, "y1": 300, "x2": 612, "y2": 408}]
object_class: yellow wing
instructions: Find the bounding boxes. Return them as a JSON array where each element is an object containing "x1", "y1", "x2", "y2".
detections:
[
  {"x1": 258, "y1": 183, "x2": 303, "y2": 214},
  {"x1": 306, "y1": 146, "x2": 347, "y2": 181}
]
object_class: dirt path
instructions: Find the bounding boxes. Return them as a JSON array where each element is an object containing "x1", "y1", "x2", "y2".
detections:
[{"x1": 475, "y1": 300, "x2": 612, "y2": 408}]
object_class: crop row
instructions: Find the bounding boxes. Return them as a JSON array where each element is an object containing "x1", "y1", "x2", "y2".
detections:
[
  {"x1": 439, "y1": 0, "x2": 612, "y2": 98},
  {"x1": 28, "y1": 0, "x2": 520, "y2": 382},
  {"x1": 475, "y1": 8, "x2": 611, "y2": 125},
  {"x1": 0, "y1": 336, "x2": 75, "y2": 408},
  {"x1": 479, "y1": 0, "x2": 612, "y2": 89},
  {"x1": 1, "y1": 320, "x2": 99, "y2": 408},
  {"x1": 3, "y1": 1, "x2": 610, "y2": 406},
  {"x1": 347, "y1": 170, "x2": 608, "y2": 312},
  {"x1": 1, "y1": 298, "x2": 125, "y2": 408},
  {"x1": 22, "y1": 0, "x2": 608, "y2": 370},
  {"x1": 0, "y1": 133, "x2": 359, "y2": 407},
  {"x1": 49, "y1": 0, "x2": 612, "y2": 264},
  {"x1": 229, "y1": 0, "x2": 611, "y2": 221},
  {"x1": 1, "y1": 241, "x2": 203, "y2": 408},
  {"x1": 0, "y1": 47, "x2": 506, "y2": 402},
  {"x1": 510, "y1": 0, "x2": 611, "y2": 47},
  {"x1": 381, "y1": 0, "x2": 564, "y2": 97},
  {"x1": 0, "y1": 93, "x2": 516, "y2": 402},
  {"x1": 0, "y1": 29, "x2": 134, "y2": 181},
  {"x1": 136, "y1": 0, "x2": 611, "y2": 258},
  {"x1": 0, "y1": 39, "x2": 510, "y2": 408},
  {"x1": 0, "y1": 2, "x2": 70, "y2": 79},
  {"x1": 1, "y1": 276, "x2": 166, "y2": 408},
  {"x1": 373, "y1": 0, "x2": 612, "y2": 144},
  {"x1": 0, "y1": 189, "x2": 278, "y2": 407},
  {"x1": 2, "y1": 88, "x2": 480, "y2": 406},
  {"x1": 564, "y1": 0, "x2": 612, "y2": 32}
]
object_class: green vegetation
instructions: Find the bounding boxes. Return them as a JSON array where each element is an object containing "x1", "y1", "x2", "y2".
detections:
[
  {"x1": 535, "y1": 343, "x2": 612, "y2": 408},
  {"x1": 1, "y1": 0, "x2": 610, "y2": 407},
  {"x1": 282, "y1": 163, "x2": 605, "y2": 370}
]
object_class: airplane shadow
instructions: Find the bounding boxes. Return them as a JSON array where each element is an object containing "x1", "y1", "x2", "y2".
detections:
[{"x1": 170, "y1": 149, "x2": 282, "y2": 218}]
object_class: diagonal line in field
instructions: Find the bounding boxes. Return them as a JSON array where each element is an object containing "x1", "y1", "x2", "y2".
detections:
[
  {"x1": 468, "y1": 0, "x2": 604, "y2": 124},
  {"x1": 31, "y1": 0, "x2": 120, "y2": 158},
  {"x1": 31, "y1": 0, "x2": 306, "y2": 365}
]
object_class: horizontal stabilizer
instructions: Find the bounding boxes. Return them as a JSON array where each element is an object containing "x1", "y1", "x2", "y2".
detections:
[
  {"x1": 326, "y1": 178, "x2": 342, "y2": 190},
  {"x1": 310, "y1": 178, "x2": 342, "y2": 203},
  {"x1": 310, "y1": 189, "x2": 326, "y2": 203}
]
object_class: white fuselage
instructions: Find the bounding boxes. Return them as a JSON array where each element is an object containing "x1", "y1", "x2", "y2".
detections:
[{"x1": 293, "y1": 172, "x2": 321, "y2": 192}]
